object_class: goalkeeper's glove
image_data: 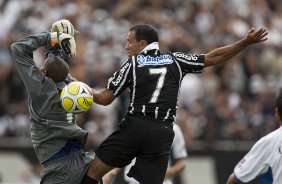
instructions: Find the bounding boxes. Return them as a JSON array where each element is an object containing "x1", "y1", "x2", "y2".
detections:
[
  {"x1": 45, "y1": 43, "x2": 71, "y2": 63},
  {"x1": 45, "y1": 43, "x2": 62, "y2": 57},
  {"x1": 51, "y1": 19, "x2": 79, "y2": 36},
  {"x1": 50, "y1": 32, "x2": 76, "y2": 57}
]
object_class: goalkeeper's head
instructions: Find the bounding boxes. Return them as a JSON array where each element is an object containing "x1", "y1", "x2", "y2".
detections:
[{"x1": 40, "y1": 56, "x2": 69, "y2": 83}]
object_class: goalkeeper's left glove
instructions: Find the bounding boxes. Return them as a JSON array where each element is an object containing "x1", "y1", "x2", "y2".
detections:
[{"x1": 50, "y1": 32, "x2": 76, "y2": 57}]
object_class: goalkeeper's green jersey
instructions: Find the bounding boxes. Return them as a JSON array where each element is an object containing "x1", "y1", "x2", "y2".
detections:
[{"x1": 10, "y1": 32, "x2": 87, "y2": 163}]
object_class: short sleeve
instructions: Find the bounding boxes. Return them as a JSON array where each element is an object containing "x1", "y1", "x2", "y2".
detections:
[
  {"x1": 172, "y1": 52, "x2": 205, "y2": 74},
  {"x1": 107, "y1": 59, "x2": 132, "y2": 97},
  {"x1": 171, "y1": 124, "x2": 188, "y2": 159},
  {"x1": 234, "y1": 137, "x2": 271, "y2": 183}
]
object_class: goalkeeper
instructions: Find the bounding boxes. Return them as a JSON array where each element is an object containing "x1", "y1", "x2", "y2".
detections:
[{"x1": 10, "y1": 19, "x2": 97, "y2": 184}]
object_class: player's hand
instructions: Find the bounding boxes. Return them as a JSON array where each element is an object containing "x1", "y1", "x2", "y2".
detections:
[
  {"x1": 51, "y1": 19, "x2": 79, "y2": 36},
  {"x1": 50, "y1": 19, "x2": 78, "y2": 56},
  {"x1": 244, "y1": 27, "x2": 268, "y2": 44},
  {"x1": 50, "y1": 32, "x2": 76, "y2": 56}
]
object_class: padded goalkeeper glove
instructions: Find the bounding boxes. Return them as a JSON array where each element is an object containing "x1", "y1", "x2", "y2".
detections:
[
  {"x1": 51, "y1": 19, "x2": 79, "y2": 36},
  {"x1": 45, "y1": 43, "x2": 71, "y2": 63},
  {"x1": 50, "y1": 32, "x2": 76, "y2": 57},
  {"x1": 45, "y1": 43, "x2": 62, "y2": 57}
]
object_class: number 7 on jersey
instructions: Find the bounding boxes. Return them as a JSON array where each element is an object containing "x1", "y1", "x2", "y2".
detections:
[{"x1": 149, "y1": 67, "x2": 167, "y2": 103}]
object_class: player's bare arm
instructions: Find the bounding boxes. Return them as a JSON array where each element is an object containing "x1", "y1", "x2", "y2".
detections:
[
  {"x1": 102, "y1": 168, "x2": 120, "y2": 184},
  {"x1": 165, "y1": 159, "x2": 186, "y2": 179},
  {"x1": 226, "y1": 174, "x2": 243, "y2": 184},
  {"x1": 204, "y1": 27, "x2": 268, "y2": 67},
  {"x1": 92, "y1": 88, "x2": 116, "y2": 106}
]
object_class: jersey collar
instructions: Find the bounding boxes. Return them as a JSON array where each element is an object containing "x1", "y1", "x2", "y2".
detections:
[{"x1": 140, "y1": 42, "x2": 159, "y2": 54}]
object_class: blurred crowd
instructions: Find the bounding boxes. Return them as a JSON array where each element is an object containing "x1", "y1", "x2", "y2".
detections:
[{"x1": 1, "y1": 0, "x2": 282, "y2": 154}]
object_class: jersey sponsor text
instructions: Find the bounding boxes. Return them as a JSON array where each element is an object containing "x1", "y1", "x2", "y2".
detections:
[{"x1": 137, "y1": 54, "x2": 173, "y2": 66}]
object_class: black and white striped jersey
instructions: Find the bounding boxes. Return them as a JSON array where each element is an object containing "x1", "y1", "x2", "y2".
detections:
[{"x1": 107, "y1": 48, "x2": 205, "y2": 122}]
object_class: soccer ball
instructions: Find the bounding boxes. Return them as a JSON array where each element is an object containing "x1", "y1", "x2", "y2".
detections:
[{"x1": 60, "y1": 81, "x2": 93, "y2": 113}]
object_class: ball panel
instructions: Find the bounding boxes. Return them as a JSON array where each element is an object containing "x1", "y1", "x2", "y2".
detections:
[
  {"x1": 62, "y1": 97, "x2": 74, "y2": 111},
  {"x1": 61, "y1": 88, "x2": 65, "y2": 96},
  {"x1": 67, "y1": 83, "x2": 80, "y2": 95}
]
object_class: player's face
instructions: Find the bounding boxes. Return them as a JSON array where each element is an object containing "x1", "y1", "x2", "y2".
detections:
[{"x1": 125, "y1": 31, "x2": 146, "y2": 57}]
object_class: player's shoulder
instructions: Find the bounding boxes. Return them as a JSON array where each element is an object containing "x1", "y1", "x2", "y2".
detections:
[
  {"x1": 265, "y1": 126, "x2": 282, "y2": 140},
  {"x1": 118, "y1": 58, "x2": 132, "y2": 71},
  {"x1": 256, "y1": 127, "x2": 282, "y2": 146}
]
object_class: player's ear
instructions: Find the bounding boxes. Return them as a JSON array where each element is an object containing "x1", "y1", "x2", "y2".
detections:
[
  {"x1": 140, "y1": 40, "x2": 148, "y2": 49},
  {"x1": 40, "y1": 61, "x2": 47, "y2": 75}
]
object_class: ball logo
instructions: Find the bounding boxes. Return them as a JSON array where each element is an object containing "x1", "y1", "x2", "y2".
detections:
[{"x1": 78, "y1": 97, "x2": 93, "y2": 110}]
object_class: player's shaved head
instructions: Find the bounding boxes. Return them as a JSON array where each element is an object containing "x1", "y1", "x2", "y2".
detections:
[{"x1": 41, "y1": 56, "x2": 69, "y2": 83}]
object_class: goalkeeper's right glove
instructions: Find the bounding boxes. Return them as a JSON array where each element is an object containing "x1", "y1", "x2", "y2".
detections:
[{"x1": 51, "y1": 19, "x2": 79, "y2": 36}]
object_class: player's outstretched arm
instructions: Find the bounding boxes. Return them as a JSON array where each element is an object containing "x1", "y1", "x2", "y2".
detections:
[
  {"x1": 92, "y1": 88, "x2": 116, "y2": 106},
  {"x1": 10, "y1": 32, "x2": 72, "y2": 96},
  {"x1": 204, "y1": 27, "x2": 268, "y2": 67}
]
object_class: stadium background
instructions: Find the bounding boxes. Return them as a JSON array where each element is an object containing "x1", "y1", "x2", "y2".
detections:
[{"x1": 0, "y1": 0, "x2": 281, "y2": 183}]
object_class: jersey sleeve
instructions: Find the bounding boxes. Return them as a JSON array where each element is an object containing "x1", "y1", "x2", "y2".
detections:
[
  {"x1": 107, "y1": 59, "x2": 132, "y2": 97},
  {"x1": 10, "y1": 32, "x2": 57, "y2": 99},
  {"x1": 171, "y1": 124, "x2": 188, "y2": 159},
  {"x1": 233, "y1": 136, "x2": 271, "y2": 183},
  {"x1": 172, "y1": 52, "x2": 205, "y2": 74}
]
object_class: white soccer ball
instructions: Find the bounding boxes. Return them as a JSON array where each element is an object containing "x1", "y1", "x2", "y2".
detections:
[{"x1": 60, "y1": 81, "x2": 93, "y2": 113}]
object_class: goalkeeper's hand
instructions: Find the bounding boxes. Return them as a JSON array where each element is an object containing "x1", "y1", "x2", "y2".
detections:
[
  {"x1": 50, "y1": 32, "x2": 76, "y2": 57},
  {"x1": 51, "y1": 19, "x2": 79, "y2": 36}
]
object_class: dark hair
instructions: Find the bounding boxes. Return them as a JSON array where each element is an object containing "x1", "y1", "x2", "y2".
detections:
[
  {"x1": 276, "y1": 88, "x2": 282, "y2": 117},
  {"x1": 129, "y1": 24, "x2": 159, "y2": 44},
  {"x1": 44, "y1": 56, "x2": 69, "y2": 83}
]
